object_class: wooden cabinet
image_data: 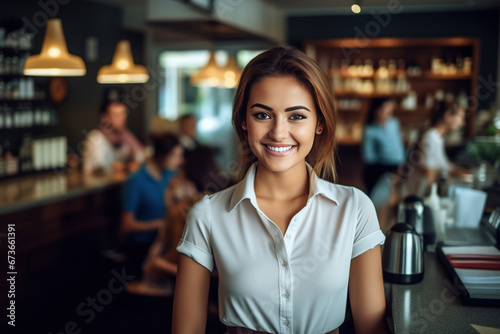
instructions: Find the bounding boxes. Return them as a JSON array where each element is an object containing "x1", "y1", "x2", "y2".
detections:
[{"x1": 304, "y1": 37, "x2": 479, "y2": 145}]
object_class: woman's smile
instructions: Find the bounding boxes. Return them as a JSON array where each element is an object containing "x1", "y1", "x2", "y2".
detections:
[{"x1": 263, "y1": 144, "x2": 296, "y2": 156}]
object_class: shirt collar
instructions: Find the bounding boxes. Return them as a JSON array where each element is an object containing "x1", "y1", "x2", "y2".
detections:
[{"x1": 229, "y1": 162, "x2": 338, "y2": 212}]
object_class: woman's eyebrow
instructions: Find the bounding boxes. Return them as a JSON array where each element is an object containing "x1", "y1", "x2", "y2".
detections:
[
  {"x1": 250, "y1": 103, "x2": 273, "y2": 111},
  {"x1": 285, "y1": 105, "x2": 310, "y2": 112},
  {"x1": 250, "y1": 103, "x2": 310, "y2": 112}
]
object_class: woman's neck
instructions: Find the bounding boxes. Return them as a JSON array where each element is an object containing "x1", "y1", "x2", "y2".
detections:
[
  {"x1": 146, "y1": 159, "x2": 163, "y2": 181},
  {"x1": 254, "y1": 162, "x2": 309, "y2": 201},
  {"x1": 433, "y1": 123, "x2": 448, "y2": 136}
]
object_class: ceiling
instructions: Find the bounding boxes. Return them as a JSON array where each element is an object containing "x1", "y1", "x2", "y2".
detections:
[
  {"x1": 93, "y1": 0, "x2": 500, "y2": 15},
  {"x1": 264, "y1": 0, "x2": 500, "y2": 15}
]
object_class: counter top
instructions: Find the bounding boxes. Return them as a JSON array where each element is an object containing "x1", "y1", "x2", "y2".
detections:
[
  {"x1": 390, "y1": 252, "x2": 500, "y2": 333},
  {"x1": 0, "y1": 170, "x2": 126, "y2": 216}
]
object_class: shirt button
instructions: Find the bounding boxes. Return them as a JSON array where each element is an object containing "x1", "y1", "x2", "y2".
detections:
[
  {"x1": 283, "y1": 320, "x2": 289, "y2": 326},
  {"x1": 286, "y1": 234, "x2": 292, "y2": 239},
  {"x1": 281, "y1": 260, "x2": 288, "y2": 267},
  {"x1": 282, "y1": 292, "x2": 289, "y2": 298}
]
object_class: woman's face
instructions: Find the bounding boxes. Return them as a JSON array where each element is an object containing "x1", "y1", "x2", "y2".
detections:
[
  {"x1": 445, "y1": 108, "x2": 466, "y2": 132},
  {"x1": 163, "y1": 145, "x2": 184, "y2": 170},
  {"x1": 242, "y1": 76, "x2": 321, "y2": 175},
  {"x1": 376, "y1": 101, "x2": 395, "y2": 124}
]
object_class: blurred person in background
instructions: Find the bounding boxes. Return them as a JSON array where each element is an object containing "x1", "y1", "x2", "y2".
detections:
[
  {"x1": 139, "y1": 145, "x2": 229, "y2": 294},
  {"x1": 400, "y1": 101, "x2": 467, "y2": 198},
  {"x1": 178, "y1": 114, "x2": 199, "y2": 158},
  {"x1": 362, "y1": 98, "x2": 405, "y2": 197},
  {"x1": 83, "y1": 91, "x2": 145, "y2": 176},
  {"x1": 121, "y1": 133, "x2": 184, "y2": 278}
]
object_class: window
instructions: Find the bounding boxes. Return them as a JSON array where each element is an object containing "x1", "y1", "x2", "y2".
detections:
[{"x1": 158, "y1": 49, "x2": 262, "y2": 172}]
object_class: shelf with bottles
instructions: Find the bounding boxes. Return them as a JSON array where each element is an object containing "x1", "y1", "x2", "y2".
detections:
[
  {"x1": 0, "y1": 135, "x2": 67, "y2": 180},
  {"x1": 0, "y1": 102, "x2": 57, "y2": 130},
  {"x1": 304, "y1": 37, "x2": 479, "y2": 137}
]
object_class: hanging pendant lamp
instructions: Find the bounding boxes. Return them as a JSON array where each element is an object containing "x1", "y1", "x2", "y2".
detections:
[
  {"x1": 24, "y1": 19, "x2": 86, "y2": 76},
  {"x1": 190, "y1": 51, "x2": 225, "y2": 87},
  {"x1": 221, "y1": 55, "x2": 242, "y2": 88},
  {"x1": 97, "y1": 40, "x2": 149, "y2": 84}
]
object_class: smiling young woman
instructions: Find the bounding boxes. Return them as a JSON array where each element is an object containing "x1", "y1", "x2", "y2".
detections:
[{"x1": 172, "y1": 47, "x2": 389, "y2": 334}]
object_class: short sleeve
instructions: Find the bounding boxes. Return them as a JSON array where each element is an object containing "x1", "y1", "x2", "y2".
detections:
[
  {"x1": 123, "y1": 177, "x2": 141, "y2": 214},
  {"x1": 177, "y1": 195, "x2": 214, "y2": 272},
  {"x1": 422, "y1": 130, "x2": 450, "y2": 170},
  {"x1": 351, "y1": 188, "x2": 385, "y2": 259}
]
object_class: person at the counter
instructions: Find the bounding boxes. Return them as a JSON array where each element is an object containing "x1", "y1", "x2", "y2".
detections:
[
  {"x1": 83, "y1": 98, "x2": 145, "y2": 176},
  {"x1": 121, "y1": 133, "x2": 184, "y2": 278},
  {"x1": 173, "y1": 47, "x2": 389, "y2": 334},
  {"x1": 362, "y1": 98, "x2": 405, "y2": 196},
  {"x1": 401, "y1": 101, "x2": 468, "y2": 198}
]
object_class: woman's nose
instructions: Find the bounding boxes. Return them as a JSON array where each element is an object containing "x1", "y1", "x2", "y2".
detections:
[{"x1": 269, "y1": 117, "x2": 288, "y2": 141}]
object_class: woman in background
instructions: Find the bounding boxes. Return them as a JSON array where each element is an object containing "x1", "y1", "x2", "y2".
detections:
[
  {"x1": 121, "y1": 133, "x2": 184, "y2": 278},
  {"x1": 401, "y1": 101, "x2": 467, "y2": 198},
  {"x1": 362, "y1": 98, "x2": 405, "y2": 196}
]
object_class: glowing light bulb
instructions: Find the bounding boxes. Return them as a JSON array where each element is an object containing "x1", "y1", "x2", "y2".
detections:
[
  {"x1": 351, "y1": 4, "x2": 361, "y2": 13},
  {"x1": 48, "y1": 48, "x2": 61, "y2": 57}
]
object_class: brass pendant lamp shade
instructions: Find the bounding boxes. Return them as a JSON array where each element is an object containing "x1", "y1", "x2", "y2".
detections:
[
  {"x1": 97, "y1": 40, "x2": 149, "y2": 84},
  {"x1": 222, "y1": 55, "x2": 241, "y2": 88},
  {"x1": 23, "y1": 19, "x2": 86, "y2": 76},
  {"x1": 190, "y1": 51, "x2": 225, "y2": 87}
]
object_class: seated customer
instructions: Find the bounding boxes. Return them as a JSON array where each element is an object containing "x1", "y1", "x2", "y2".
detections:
[
  {"x1": 140, "y1": 146, "x2": 228, "y2": 292},
  {"x1": 121, "y1": 133, "x2": 184, "y2": 278},
  {"x1": 401, "y1": 101, "x2": 468, "y2": 198},
  {"x1": 83, "y1": 98, "x2": 145, "y2": 176}
]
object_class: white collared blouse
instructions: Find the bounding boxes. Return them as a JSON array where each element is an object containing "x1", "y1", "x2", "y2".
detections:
[{"x1": 177, "y1": 162, "x2": 385, "y2": 334}]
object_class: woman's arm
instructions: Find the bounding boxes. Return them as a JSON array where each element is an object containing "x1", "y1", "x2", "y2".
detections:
[
  {"x1": 349, "y1": 246, "x2": 390, "y2": 334},
  {"x1": 121, "y1": 212, "x2": 163, "y2": 233},
  {"x1": 172, "y1": 254, "x2": 211, "y2": 334}
]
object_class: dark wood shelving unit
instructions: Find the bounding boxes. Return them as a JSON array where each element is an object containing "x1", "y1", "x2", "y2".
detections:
[{"x1": 304, "y1": 37, "x2": 480, "y2": 145}]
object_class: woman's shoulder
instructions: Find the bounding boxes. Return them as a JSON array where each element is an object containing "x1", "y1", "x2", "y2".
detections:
[
  {"x1": 316, "y1": 178, "x2": 369, "y2": 203},
  {"x1": 187, "y1": 183, "x2": 238, "y2": 216}
]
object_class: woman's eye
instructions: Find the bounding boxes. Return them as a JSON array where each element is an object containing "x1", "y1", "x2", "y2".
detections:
[
  {"x1": 253, "y1": 112, "x2": 271, "y2": 120},
  {"x1": 290, "y1": 114, "x2": 306, "y2": 120}
]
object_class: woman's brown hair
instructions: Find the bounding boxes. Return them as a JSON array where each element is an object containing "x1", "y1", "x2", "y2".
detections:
[{"x1": 232, "y1": 46, "x2": 337, "y2": 182}]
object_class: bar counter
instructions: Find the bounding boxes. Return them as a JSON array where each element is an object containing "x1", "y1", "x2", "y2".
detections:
[
  {"x1": 0, "y1": 170, "x2": 124, "y2": 310},
  {"x1": 0, "y1": 170, "x2": 126, "y2": 216},
  {"x1": 389, "y1": 252, "x2": 500, "y2": 333}
]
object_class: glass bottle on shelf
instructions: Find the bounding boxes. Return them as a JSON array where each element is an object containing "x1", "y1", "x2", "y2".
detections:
[
  {"x1": 0, "y1": 104, "x2": 3, "y2": 128},
  {"x1": 397, "y1": 59, "x2": 406, "y2": 75},
  {"x1": 455, "y1": 54, "x2": 464, "y2": 71},
  {"x1": 463, "y1": 57, "x2": 472, "y2": 74},
  {"x1": 362, "y1": 59, "x2": 374, "y2": 77},
  {"x1": 457, "y1": 90, "x2": 468, "y2": 109},
  {"x1": 388, "y1": 59, "x2": 397, "y2": 76},
  {"x1": 4, "y1": 104, "x2": 12, "y2": 128}
]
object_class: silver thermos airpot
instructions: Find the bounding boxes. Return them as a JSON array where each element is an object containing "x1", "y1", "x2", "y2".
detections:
[{"x1": 382, "y1": 223, "x2": 424, "y2": 284}]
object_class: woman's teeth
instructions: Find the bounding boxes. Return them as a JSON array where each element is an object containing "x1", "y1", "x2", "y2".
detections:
[{"x1": 266, "y1": 145, "x2": 293, "y2": 152}]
